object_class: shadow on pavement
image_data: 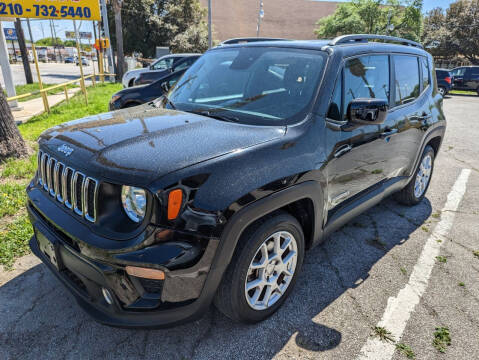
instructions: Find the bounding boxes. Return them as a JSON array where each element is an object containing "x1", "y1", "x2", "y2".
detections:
[{"x1": 0, "y1": 197, "x2": 431, "y2": 359}]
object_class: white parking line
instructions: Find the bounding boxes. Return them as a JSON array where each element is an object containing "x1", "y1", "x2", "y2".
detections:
[{"x1": 358, "y1": 168, "x2": 472, "y2": 360}]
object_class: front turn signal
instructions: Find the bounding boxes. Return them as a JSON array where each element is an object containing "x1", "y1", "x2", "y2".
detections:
[{"x1": 167, "y1": 189, "x2": 183, "y2": 220}]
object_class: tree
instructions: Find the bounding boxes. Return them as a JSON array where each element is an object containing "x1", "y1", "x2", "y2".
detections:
[
  {"x1": 423, "y1": 0, "x2": 479, "y2": 64},
  {"x1": 107, "y1": 0, "x2": 209, "y2": 58},
  {"x1": 14, "y1": 19, "x2": 33, "y2": 84},
  {"x1": 315, "y1": 0, "x2": 423, "y2": 42},
  {"x1": 35, "y1": 37, "x2": 63, "y2": 46},
  {"x1": 112, "y1": 0, "x2": 125, "y2": 81},
  {"x1": 0, "y1": 84, "x2": 28, "y2": 161}
]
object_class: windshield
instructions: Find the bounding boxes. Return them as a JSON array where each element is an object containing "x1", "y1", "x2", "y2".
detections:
[{"x1": 167, "y1": 47, "x2": 326, "y2": 125}]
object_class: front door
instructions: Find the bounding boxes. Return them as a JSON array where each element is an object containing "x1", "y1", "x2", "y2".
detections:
[{"x1": 325, "y1": 54, "x2": 394, "y2": 210}]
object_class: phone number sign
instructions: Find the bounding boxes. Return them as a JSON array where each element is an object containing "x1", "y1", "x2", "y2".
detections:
[{"x1": 0, "y1": 0, "x2": 100, "y2": 20}]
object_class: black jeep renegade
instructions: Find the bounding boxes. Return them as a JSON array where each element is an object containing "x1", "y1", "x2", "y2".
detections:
[{"x1": 27, "y1": 35, "x2": 445, "y2": 328}]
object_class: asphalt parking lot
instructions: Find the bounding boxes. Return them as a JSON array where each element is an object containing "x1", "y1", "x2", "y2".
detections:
[{"x1": 0, "y1": 94, "x2": 478, "y2": 360}]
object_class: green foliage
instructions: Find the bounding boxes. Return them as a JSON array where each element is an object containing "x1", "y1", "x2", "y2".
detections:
[
  {"x1": 18, "y1": 83, "x2": 122, "y2": 141},
  {"x1": 436, "y1": 256, "x2": 447, "y2": 263},
  {"x1": 0, "y1": 183, "x2": 27, "y2": 218},
  {"x1": 396, "y1": 343, "x2": 415, "y2": 359},
  {"x1": 315, "y1": 0, "x2": 423, "y2": 42},
  {"x1": 372, "y1": 326, "x2": 395, "y2": 342},
  {"x1": 35, "y1": 37, "x2": 63, "y2": 46},
  {"x1": 107, "y1": 0, "x2": 209, "y2": 57},
  {"x1": 1, "y1": 154, "x2": 36, "y2": 179},
  {"x1": 0, "y1": 215, "x2": 33, "y2": 269},
  {"x1": 422, "y1": 0, "x2": 479, "y2": 64},
  {"x1": 433, "y1": 327, "x2": 451, "y2": 353}
]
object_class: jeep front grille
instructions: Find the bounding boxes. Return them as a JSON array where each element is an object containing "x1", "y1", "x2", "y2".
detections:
[{"x1": 37, "y1": 150, "x2": 99, "y2": 223}]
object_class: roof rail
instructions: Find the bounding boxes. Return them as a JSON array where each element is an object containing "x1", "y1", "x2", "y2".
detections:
[
  {"x1": 219, "y1": 37, "x2": 290, "y2": 46},
  {"x1": 329, "y1": 34, "x2": 423, "y2": 49}
]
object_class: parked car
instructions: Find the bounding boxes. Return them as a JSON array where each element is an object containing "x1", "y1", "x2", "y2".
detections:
[
  {"x1": 109, "y1": 69, "x2": 187, "y2": 110},
  {"x1": 450, "y1": 66, "x2": 479, "y2": 95},
  {"x1": 122, "y1": 53, "x2": 201, "y2": 88},
  {"x1": 27, "y1": 34, "x2": 445, "y2": 328},
  {"x1": 134, "y1": 55, "x2": 200, "y2": 86},
  {"x1": 76, "y1": 57, "x2": 90, "y2": 66},
  {"x1": 65, "y1": 57, "x2": 74, "y2": 64},
  {"x1": 435, "y1": 68, "x2": 452, "y2": 96}
]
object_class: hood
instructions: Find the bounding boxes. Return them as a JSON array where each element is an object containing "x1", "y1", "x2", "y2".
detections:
[{"x1": 39, "y1": 105, "x2": 286, "y2": 187}]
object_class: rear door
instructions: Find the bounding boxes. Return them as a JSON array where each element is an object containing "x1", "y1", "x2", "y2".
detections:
[
  {"x1": 387, "y1": 55, "x2": 432, "y2": 177},
  {"x1": 464, "y1": 67, "x2": 479, "y2": 91},
  {"x1": 451, "y1": 67, "x2": 467, "y2": 89}
]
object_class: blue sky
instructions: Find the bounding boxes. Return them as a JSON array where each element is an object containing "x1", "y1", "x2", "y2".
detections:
[{"x1": 3, "y1": 0, "x2": 457, "y2": 42}]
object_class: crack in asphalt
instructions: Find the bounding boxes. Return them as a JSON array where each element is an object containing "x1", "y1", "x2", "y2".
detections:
[{"x1": 189, "y1": 310, "x2": 216, "y2": 360}]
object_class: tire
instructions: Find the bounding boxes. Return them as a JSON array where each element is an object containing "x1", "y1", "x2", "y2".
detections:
[
  {"x1": 438, "y1": 86, "x2": 446, "y2": 96},
  {"x1": 214, "y1": 211, "x2": 305, "y2": 323},
  {"x1": 394, "y1": 145, "x2": 435, "y2": 206},
  {"x1": 476, "y1": 87, "x2": 479, "y2": 96}
]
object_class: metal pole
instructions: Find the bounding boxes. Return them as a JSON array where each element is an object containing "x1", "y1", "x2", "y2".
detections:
[
  {"x1": 208, "y1": 0, "x2": 212, "y2": 48},
  {"x1": 100, "y1": 0, "x2": 114, "y2": 80},
  {"x1": 73, "y1": 20, "x2": 88, "y2": 105},
  {"x1": 0, "y1": 22, "x2": 19, "y2": 109},
  {"x1": 256, "y1": 0, "x2": 263, "y2": 37},
  {"x1": 26, "y1": 19, "x2": 34, "y2": 43}
]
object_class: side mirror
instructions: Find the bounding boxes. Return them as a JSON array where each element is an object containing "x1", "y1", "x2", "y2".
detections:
[
  {"x1": 161, "y1": 82, "x2": 170, "y2": 93},
  {"x1": 347, "y1": 98, "x2": 388, "y2": 125}
]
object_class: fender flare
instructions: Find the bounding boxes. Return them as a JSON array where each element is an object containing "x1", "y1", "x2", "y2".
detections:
[{"x1": 198, "y1": 181, "x2": 324, "y2": 303}]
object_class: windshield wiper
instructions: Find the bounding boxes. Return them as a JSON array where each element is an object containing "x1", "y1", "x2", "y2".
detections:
[
  {"x1": 190, "y1": 110, "x2": 240, "y2": 123},
  {"x1": 162, "y1": 94, "x2": 176, "y2": 110}
]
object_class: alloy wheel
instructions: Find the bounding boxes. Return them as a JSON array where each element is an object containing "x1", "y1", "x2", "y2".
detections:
[
  {"x1": 414, "y1": 154, "x2": 432, "y2": 198},
  {"x1": 244, "y1": 231, "x2": 298, "y2": 310}
]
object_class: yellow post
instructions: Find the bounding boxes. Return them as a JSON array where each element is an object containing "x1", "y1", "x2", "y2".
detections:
[
  {"x1": 32, "y1": 44, "x2": 50, "y2": 113},
  {"x1": 75, "y1": 41, "x2": 88, "y2": 105},
  {"x1": 90, "y1": 40, "x2": 96, "y2": 86},
  {"x1": 98, "y1": 49, "x2": 104, "y2": 83},
  {"x1": 64, "y1": 85, "x2": 69, "y2": 103}
]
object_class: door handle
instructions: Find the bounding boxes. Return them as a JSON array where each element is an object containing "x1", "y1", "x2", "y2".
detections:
[
  {"x1": 334, "y1": 144, "x2": 352, "y2": 158},
  {"x1": 381, "y1": 128, "x2": 398, "y2": 138},
  {"x1": 419, "y1": 114, "x2": 432, "y2": 121}
]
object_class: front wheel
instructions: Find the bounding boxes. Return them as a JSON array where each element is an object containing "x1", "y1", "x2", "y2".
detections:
[
  {"x1": 214, "y1": 212, "x2": 305, "y2": 323},
  {"x1": 394, "y1": 145, "x2": 435, "y2": 206},
  {"x1": 438, "y1": 86, "x2": 446, "y2": 96}
]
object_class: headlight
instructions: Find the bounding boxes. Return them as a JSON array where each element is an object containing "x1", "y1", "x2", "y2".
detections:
[{"x1": 121, "y1": 186, "x2": 147, "y2": 222}]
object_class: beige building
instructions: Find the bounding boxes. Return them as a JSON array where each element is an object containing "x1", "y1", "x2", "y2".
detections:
[{"x1": 199, "y1": 0, "x2": 339, "y2": 42}]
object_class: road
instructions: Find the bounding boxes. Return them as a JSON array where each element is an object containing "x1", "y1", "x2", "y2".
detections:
[
  {"x1": 0, "y1": 62, "x2": 100, "y2": 86},
  {"x1": 1, "y1": 95, "x2": 478, "y2": 359}
]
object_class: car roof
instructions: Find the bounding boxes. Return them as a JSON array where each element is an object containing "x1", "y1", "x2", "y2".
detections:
[{"x1": 212, "y1": 39, "x2": 428, "y2": 57}]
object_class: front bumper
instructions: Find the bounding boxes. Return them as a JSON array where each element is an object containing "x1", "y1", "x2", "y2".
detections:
[{"x1": 27, "y1": 190, "x2": 220, "y2": 328}]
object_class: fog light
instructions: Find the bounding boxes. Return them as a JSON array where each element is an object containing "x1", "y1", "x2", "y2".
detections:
[{"x1": 102, "y1": 287, "x2": 114, "y2": 305}]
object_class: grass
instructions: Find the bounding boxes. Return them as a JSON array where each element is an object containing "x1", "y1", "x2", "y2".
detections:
[
  {"x1": 0, "y1": 83, "x2": 121, "y2": 269},
  {"x1": 458, "y1": 282, "x2": 465, "y2": 287},
  {"x1": 431, "y1": 211, "x2": 441, "y2": 219},
  {"x1": 0, "y1": 183, "x2": 28, "y2": 218},
  {"x1": 18, "y1": 83, "x2": 121, "y2": 141},
  {"x1": 0, "y1": 215, "x2": 33, "y2": 269},
  {"x1": 473, "y1": 250, "x2": 479, "y2": 259},
  {"x1": 421, "y1": 225, "x2": 429, "y2": 233},
  {"x1": 372, "y1": 326, "x2": 395, "y2": 343},
  {"x1": 371, "y1": 169, "x2": 383, "y2": 174},
  {"x1": 5, "y1": 83, "x2": 78, "y2": 102},
  {"x1": 449, "y1": 89, "x2": 477, "y2": 96},
  {"x1": 433, "y1": 327, "x2": 451, "y2": 353},
  {"x1": 0, "y1": 154, "x2": 37, "y2": 179},
  {"x1": 400, "y1": 267, "x2": 407, "y2": 275},
  {"x1": 396, "y1": 343, "x2": 415, "y2": 359},
  {"x1": 436, "y1": 256, "x2": 447, "y2": 263}
]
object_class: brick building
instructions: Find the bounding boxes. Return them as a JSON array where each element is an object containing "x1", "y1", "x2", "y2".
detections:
[{"x1": 199, "y1": 0, "x2": 339, "y2": 42}]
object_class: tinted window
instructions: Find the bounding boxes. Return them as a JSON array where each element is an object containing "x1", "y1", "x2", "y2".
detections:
[
  {"x1": 327, "y1": 71, "x2": 342, "y2": 121},
  {"x1": 436, "y1": 70, "x2": 449, "y2": 78},
  {"x1": 421, "y1": 57, "x2": 429, "y2": 90},
  {"x1": 152, "y1": 57, "x2": 174, "y2": 70},
  {"x1": 174, "y1": 57, "x2": 197, "y2": 71},
  {"x1": 344, "y1": 55, "x2": 390, "y2": 119},
  {"x1": 394, "y1": 55, "x2": 420, "y2": 106},
  {"x1": 168, "y1": 47, "x2": 327, "y2": 126},
  {"x1": 466, "y1": 67, "x2": 479, "y2": 77},
  {"x1": 451, "y1": 68, "x2": 466, "y2": 77}
]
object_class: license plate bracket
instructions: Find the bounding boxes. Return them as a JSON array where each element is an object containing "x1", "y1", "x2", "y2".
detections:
[{"x1": 35, "y1": 226, "x2": 63, "y2": 271}]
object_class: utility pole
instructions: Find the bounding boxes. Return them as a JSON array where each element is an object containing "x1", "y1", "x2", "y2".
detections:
[
  {"x1": 256, "y1": 0, "x2": 264, "y2": 37},
  {"x1": 52, "y1": 20, "x2": 61, "y2": 62},
  {"x1": 0, "y1": 22, "x2": 19, "y2": 109},
  {"x1": 208, "y1": 0, "x2": 212, "y2": 48},
  {"x1": 14, "y1": 18, "x2": 33, "y2": 84},
  {"x1": 49, "y1": 20, "x2": 58, "y2": 61},
  {"x1": 100, "y1": 0, "x2": 115, "y2": 79}
]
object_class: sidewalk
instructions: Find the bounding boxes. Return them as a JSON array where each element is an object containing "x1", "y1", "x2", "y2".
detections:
[{"x1": 12, "y1": 88, "x2": 81, "y2": 124}]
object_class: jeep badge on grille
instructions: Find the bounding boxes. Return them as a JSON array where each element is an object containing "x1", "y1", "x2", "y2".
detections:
[{"x1": 57, "y1": 144, "x2": 74, "y2": 157}]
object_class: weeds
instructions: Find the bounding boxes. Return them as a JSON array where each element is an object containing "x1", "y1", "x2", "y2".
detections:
[
  {"x1": 433, "y1": 327, "x2": 451, "y2": 353},
  {"x1": 421, "y1": 226, "x2": 429, "y2": 233},
  {"x1": 458, "y1": 282, "x2": 465, "y2": 287},
  {"x1": 396, "y1": 343, "x2": 415, "y2": 359},
  {"x1": 372, "y1": 326, "x2": 395, "y2": 343},
  {"x1": 0, "y1": 215, "x2": 33, "y2": 269},
  {"x1": 473, "y1": 250, "x2": 479, "y2": 259},
  {"x1": 436, "y1": 256, "x2": 447, "y2": 263},
  {"x1": 400, "y1": 267, "x2": 407, "y2": 275}
]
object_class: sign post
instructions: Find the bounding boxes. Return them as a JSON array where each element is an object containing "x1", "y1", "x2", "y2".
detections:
[
  {"x1": 73, "y1": 20, "x2": 88, "y2": 105},
  {"x1": 0, "y1": 22, "x2": 18, "y2": 109}
]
